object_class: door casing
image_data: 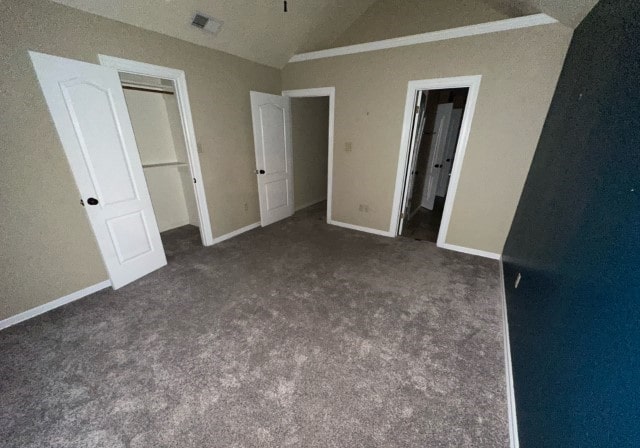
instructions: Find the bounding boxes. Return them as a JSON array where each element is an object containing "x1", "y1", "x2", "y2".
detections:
[
  {"x1": 98, "y1": 55, "x2": 214, "y2": 246},
  {"x1": 391, "y1": 75, "x2": 482, "y2": 249},
  {"x1": 282, "y1": 87, "x2": 335, "y2": 224}
]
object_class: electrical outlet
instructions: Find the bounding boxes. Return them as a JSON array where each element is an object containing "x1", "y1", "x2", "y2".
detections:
[
  {"x1": 244, "y1": 202, "x2": 248, "y2": 212},
  {"x1": 515, "y1": 273, "x2": 522, "y2": 289},
  {"x1": 197, "y1": 142, "x2": 204, "y2": 154},
  {"x1": 345, "y1": 142, "x2": 353, "y2": 152}
]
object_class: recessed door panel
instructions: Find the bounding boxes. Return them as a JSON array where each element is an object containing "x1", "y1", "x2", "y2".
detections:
[
  {"x1": 265, "y1": 179, "x2": 289, "y2": 211},
  {"x1": 259, "y1": 104, "x2": 288, "y2": 174},
  {"x1": 107, "y1": 211, "x2": 153, "y2": 263},
  {"x1": 61, "y1": 81, "x2": 138, "y2": 206}
]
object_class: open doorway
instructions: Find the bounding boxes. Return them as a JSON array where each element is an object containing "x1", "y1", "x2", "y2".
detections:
[
  {"x1": 290, "y1": 96, "x2": 330, "y2": 215},
  {"x1": 282, "y1": 88, "x2": 335, "y2": 223},
  {"x1": 120, "y1": 74, "x2": 200, "y2": 248},
  {"x1": 401, "y1": 88, "x2": 468, "y2": 241},
  {"x1": 392, "y1": 76, "x2": 481, "y2": 249},
  {"x1": 99, "y1": 55, "x2": 213, "y2": 248},
  {"x1": 249, "y1": 88, "x2": 335, "y2": 227}
]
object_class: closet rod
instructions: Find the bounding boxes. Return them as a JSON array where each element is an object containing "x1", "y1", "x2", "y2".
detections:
[{"x1": 121, "y1": 83, "x2": 174, "y2": 95}]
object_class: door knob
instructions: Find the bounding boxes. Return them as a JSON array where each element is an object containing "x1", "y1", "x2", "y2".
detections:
[
  {"x1": 255, "y1": 169, "x2": 265, "y2": 174},
  {"x1": 87, "y1": 197, "x2": 99, "y2": 205},
  {"x1": 434, "y1": 164, "x2": 442, "y2": 168}
]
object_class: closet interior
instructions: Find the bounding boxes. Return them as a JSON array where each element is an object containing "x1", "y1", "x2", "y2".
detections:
[{"x1": 120, "y1": 73, "x2": 200, "y2": 234}]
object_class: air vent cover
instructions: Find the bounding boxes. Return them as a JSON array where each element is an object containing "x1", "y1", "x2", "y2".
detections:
[{"x1": 191, "y1": 12, "x2": 223, "y2": 35}]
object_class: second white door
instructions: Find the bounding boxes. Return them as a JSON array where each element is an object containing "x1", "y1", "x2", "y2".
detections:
[
  {"x1": 421, "y1": 103, "x2": 453, "y2": 210},
  {"x1": 250, "y1": 91, "x2": 294, "y2": 226}
]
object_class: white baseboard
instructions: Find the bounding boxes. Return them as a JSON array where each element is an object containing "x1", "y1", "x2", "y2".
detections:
[
  {"x1": 295, "y1": 198, "x2": 327, "y2": 212},
  {"x1": 500, "y1": 259, "x2": 520, "y2": 448},
  {"x1": 210, "y1": 221, "x2": 260, "y2": 245},
  {"x1": 0, "y1": 280, "x2": 112, "y2": 331},
  {"x1": 329, "y1": 219, "x2": 394, "y2": 237},
  {"x1": 437, "y1": 242, "x2": 501, "y2": 259}
]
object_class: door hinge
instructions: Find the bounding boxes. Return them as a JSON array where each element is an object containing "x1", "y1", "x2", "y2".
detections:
[
  {"x1": 400, "y1": 212, "x2": 405, "y2": 219},
  {"x1": 80, "y1": 198, "x2": 85, "y2": 206},
  {"x1": 193, "y1": 178, "x2": 196, "y2": 184},
  {"x1": 415, "y1": 105, "x2": 420, "y2": 115}
]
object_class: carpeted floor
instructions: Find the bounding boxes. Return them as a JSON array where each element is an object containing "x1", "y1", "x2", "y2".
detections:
[{"x1": 0, "y1": 202, "x2": 508, "y2": 447}]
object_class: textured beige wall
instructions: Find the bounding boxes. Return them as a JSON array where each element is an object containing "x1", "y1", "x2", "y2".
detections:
[
  {"x1": 283, "y1": 23, "x2": 572, "y2": 253},
  {"x1": 330, "y1": 0, "x2": 511, "y2": 49},
  {"x1": 292, "y1": 98, "x2": 330, "y2": 210},
  {"x1": 0, "y1": 0, "x2": 280, "y2": 320},
  {"x1": 163, "y1": 94, "x2": 200, "y2": 227},
  {"x1": 124, "y1": 89, "x2": 191, "y2": 232},
  {"x1": 124, "y1": 90, "x2": 177, "y2": 165}
]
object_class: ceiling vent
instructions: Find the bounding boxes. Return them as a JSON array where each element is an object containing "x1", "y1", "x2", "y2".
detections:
[{"x1": 191, "y1": 12, "x2": 223, "y2": 35}]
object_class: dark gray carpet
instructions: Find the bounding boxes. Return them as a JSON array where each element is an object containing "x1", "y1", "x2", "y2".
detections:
[{"x1": 0, "y1": 203, "x2": 508, "y2": 447}]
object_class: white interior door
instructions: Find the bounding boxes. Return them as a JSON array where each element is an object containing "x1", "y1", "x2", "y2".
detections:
[
  {"x1": 421, "y1": 103, "x2": 453, "y2": 210},
  {"x1": 436, "y1": 108, "x2": 463, "y2": 197},
  {"x1": 250, "y1": 91, "x2": 294, "y2": 226},
  {"x1": 398, "y1": 91, "x2": 426, "y2": 234},
  {"x1": 30, "y1": 51, "x2": 166, "y2": 289}
]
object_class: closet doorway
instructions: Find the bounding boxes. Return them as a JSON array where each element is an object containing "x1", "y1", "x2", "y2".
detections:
[{"x1": 100, "y1": 55, "x2": 213, "y2": 247}]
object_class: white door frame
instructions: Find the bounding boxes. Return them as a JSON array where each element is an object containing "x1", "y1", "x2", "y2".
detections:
[
  {"x1": 281, "y1": 87, "x2": 335, "y2": 223},
  {"x1": 98, "y1": 55, "x2": 214, "y2": 246},
  {"x1": 390, "y1": 75, "x2": 482, "y2": 249}
]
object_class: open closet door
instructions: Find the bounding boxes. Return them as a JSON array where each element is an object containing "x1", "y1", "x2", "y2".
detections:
[
  {"x1": 250, "y1": 91, "x2": 294, "y2": 226},
  {"x1": 30, "y1": 51, "x2": 166, "y2": 289},
  {"x1": 398, "y1": 91, "x2": 426, "y2": 234}
]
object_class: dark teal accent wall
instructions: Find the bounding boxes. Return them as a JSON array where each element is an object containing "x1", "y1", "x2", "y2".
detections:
[{"x1": 502, "y1": 0, "x2": 640, "y2": 446}]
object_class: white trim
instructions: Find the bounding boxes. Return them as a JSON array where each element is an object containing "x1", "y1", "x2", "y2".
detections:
[
  {"x1": 282, "y1": 87, "x2": 335, "y2": 223},
  {"x1": 328, "y1": 219, "x2": 394, "y2": 237},
  {"x1": 97, "y1": 55, "x2": 214, "y2": 246},
  {"x1": 289, "y1": 14, "x2": 557, "y2": 63},
  {"x1": 295, "y1": 198, "x2": 327, "y2": 212},
  {"x1": 0, "y1": 280, "x2": 111, "y2": 331},
  {"x1": 210, "y1": 222, "x2": 260, "y2": 245},
  {"x1": 500, "y1": 259, "x2": 520, "y2": 448},
  {"x1": 437, "y1": 242, "x2": 500, "y2": 260},
  {"x1": 391, "y1": 76, "x2": 482, "y2": 248}
]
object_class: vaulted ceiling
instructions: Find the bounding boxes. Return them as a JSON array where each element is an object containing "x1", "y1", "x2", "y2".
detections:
[
  {"x1": 49, "y1": 0, "x2": 598, "y2": 69},
  {"x1": 49, "y1": 0, "x2": 379, "y2": 68},
  {"x1": 482, "y1": 0, "x2": 599, "y2": 29}
]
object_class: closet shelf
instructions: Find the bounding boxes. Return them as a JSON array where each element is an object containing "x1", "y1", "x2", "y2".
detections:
[{"x1": 142, "y1": 162, "x2": 188, "y2": 168}]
